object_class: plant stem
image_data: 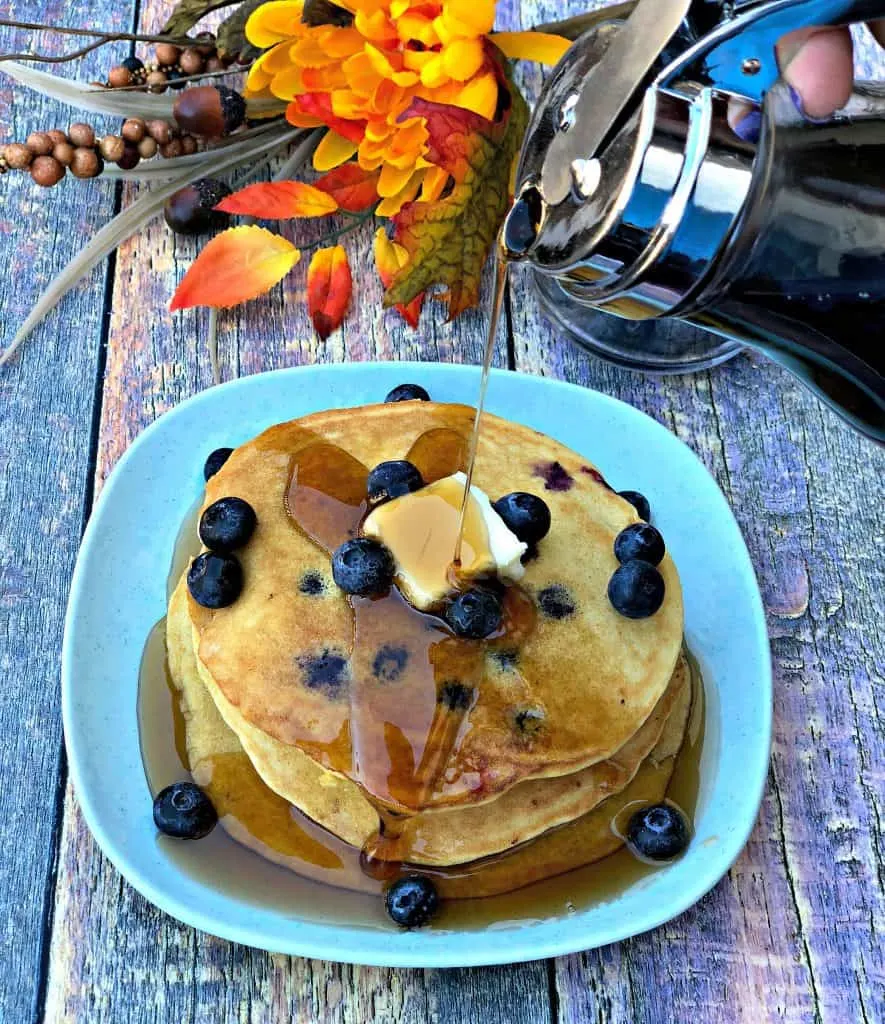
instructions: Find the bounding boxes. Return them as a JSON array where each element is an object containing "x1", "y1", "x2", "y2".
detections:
[
  {"x1": 301, "y1": 207, "x2": 377, "y2": 254},
  {"x1": 0, "y1": 19, "x2": 197, "y2": 64}
]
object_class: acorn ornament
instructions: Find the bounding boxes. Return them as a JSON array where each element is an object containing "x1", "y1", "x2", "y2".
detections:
[
  {"x1": 173, "y1": 86, "x2": 246, "y2": 139},
  {"x1": 164, "y1": 178, "x2": 232, "y2": 235}
]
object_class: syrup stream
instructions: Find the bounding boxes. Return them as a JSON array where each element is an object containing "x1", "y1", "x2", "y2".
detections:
[{"x1": 453, "y1": 252, "x2": 508, "y2": 567}]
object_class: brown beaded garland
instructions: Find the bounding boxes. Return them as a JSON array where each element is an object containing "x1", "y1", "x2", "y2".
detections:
[
  {"x1": 45, "y1": 129, "x2": 68, "y2": 148},
  {"x1": 160, "y1": 138, "x2": 184, "y2": 159},
  {"x1": 137, "y1": 136, "x2": 158, "y2": 159},
  {"x1": 52, "y1": 142, "x2": 76, "y2": 167},
  {"x1": 68, "y1": 123, "x2": 95, "y2": 148},
  {"x1": 107, "y1": 66, "x2": 132, "y2": 88},
  {"x1": 117, "y1": 144, "x2": 141, "y2": 170},
  {"x1": 180, "y1": 135, "x2": 198, "y2": 156},
  {"x1": 180, "y1": 48, "x2": 205, "y2": 76},
  {"x1": 146, "y1": 120, "x2": 173, "y2": 145},
  {"x1": 99, "y1": 135, "x2": 126, "y2": 163},
  {"x1": 4, "y1": 143, "x2": 33, "y2": 170},
  {"x1": 71, "y1": 148, "x2": 103, "y2": 179},
  {"x1": 30, "y1": 155, "x2": 65, "y2": 186},
  {"x1": 26, "y1": 132, "x2": 53, "y2": 157},
  {"x1": 121, "y1": 118, "x2": 147, "y2": 144},
  {"x1": 146, "y1": 71, "x2": 168, "y2": 94},
  {"x1": 155, "y1": 43, "x2": 182, "y2": 67}
]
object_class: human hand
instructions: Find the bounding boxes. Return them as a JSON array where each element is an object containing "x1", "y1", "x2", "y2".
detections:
[{"x1": 728, "y1": 20, "x2": 885, "y2": 139}]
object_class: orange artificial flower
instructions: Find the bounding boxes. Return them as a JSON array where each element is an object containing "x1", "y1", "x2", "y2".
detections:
[{"x1": 244, "y1": 0, "x2": 569, "y2": 215}]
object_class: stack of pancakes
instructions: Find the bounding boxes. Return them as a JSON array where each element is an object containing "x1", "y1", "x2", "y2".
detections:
[{"x1": 167, "y1": 403, "x2": 689, "y2": 897}]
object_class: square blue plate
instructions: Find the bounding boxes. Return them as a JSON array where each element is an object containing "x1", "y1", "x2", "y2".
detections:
[{"x1": 63, "y1": 363, "x2": 771, "y2": 967}]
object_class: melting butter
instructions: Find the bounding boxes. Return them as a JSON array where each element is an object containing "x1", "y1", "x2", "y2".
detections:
[{"x1": 363, "y1": 472, "x2": 527, "y2": 610}]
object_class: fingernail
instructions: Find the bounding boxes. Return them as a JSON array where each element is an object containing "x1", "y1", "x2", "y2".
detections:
[
  {"x1": 732, "y1": 108, "x2": 761, "y2": 143},
  {"x1": 788, "y1": 84, "x2": 830, "y2": 124}
]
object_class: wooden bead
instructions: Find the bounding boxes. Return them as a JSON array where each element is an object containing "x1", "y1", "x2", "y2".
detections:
[
  {"x1": 108, "y1": 66, "x2": 132, "y2": 88},
  {"x1": 26, "y1": 132, "x2": 53, "y2": 156},
  {"x1": 146, "y1": 71, "x2": 168, "y2": 94},
  {"x1": 180, "y1": 135, "x2": 198, "y2": 155},
  {"x1": 46, "y1": 129, "x2": 68, "y2": 147},
  {"x1": 99, "y1": 135, "x2": 126, "y2": 162},
  {"x1": 52, "y1": 142, "x2": 76, "y2": 167},
  {"x1": 179, "y1": 48, "x2": 205, "y2": 76},
  {"x1": 205, "y1": 56, "x2": 226, "y2": 73},
  {"x1": 155, "y1": 43, "x2": 182, "y2": 67},
  {"x1": 146, "y1": 119, "x2": 173, "y2": 145},
  {"x1": 121, "y1": 118, "x2": 146, "y2": 143},
  {"x1": 159, "y1": 138, "x2": 184, "y2": 159},
  {"x1": 116, "y1": 144, "x2": 140, "y2": 170},
  {"x1": 68, "y1": 123, "x2": 95, "y2": 148},
  {"x1": 71, "y1": 148, "x2": 103, "y2": 179},
  {"x1": 30, "y1": 155, "x2": 65, "y2": 186},
  {"x1": 137, "y1": 136, "x2": 158, "y2": 159},
  {"x1": 3, "y1": 143, "x2": 33, "y2": 169}
]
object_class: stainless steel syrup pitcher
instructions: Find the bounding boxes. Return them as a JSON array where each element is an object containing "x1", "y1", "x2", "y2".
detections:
[{"x1": 503, "y1": 0, "x2": 885, "y2": 441}]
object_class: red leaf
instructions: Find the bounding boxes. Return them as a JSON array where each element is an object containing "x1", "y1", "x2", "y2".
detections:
[
  {"x1": 313, "y1": 163, "x2": 381, "y2": 212},
  {"x1": 215, "y1": 181, "x2": 339, "y2": 220},
  {"x1": 307, "y1": 245, "x2": 352, "y2": 339},
  {"x1": 373, "y1": 227, "x2": 424, "y2": 328},
  {"x1": 170, "y1": 226, "x2": 300, "y2": 311}
]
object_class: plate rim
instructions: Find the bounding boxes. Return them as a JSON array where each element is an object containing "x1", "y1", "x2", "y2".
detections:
[{"x1": 62, "y1": 361, "x2": 772, "y2": 968}]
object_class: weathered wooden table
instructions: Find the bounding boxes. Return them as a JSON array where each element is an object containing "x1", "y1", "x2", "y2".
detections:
[{"x1": 1, "y1": 1, "x2": 883, "y2": 1021}]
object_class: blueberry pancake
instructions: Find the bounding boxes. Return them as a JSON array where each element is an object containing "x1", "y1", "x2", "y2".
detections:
[
  {"x1": 169, "y1": 579, "x2": 689, "y2": 865},
  {"x1": 181, "y1": 402, "x2": 684, "y2": 818}
]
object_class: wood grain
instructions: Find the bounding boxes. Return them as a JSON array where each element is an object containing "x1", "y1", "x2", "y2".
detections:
[
  {"x1": 0, "y1": 2, "x2": 136, "y2": 1021},
  {"x1": 0, "y1": 0, "x2": 881, "y2": 1021}
]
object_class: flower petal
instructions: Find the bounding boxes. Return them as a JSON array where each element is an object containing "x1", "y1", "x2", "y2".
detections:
[
  {"x1": 307, "y1": 245, "x2": 352, "y2": 339},
  {"x1": 442, "y1": 38, "x2": 484, "y2": 82},
  {"x1": 492, "y1": 31, "x2": 572, "y2": 65},
  {"x1": 313, "y1": 129, "x2": 360, "y2": 170},
  {"x1": 246, "y1": 0, "x2": 305, "y2": 48},
  {"x1": 170, "y1": 226, "x2": 301, "y2": 311}
]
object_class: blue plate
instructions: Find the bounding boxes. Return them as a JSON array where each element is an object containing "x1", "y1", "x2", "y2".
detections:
[{"x1": 63, "y1": 362, "x2": 771, "y2": 967}]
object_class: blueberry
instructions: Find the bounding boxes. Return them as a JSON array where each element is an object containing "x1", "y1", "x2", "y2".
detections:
[
  {"x1": 367, "y1": 460, "x2": 424, "y2": 503},
  {"x1": 385, "y1": 383, "x2": 430, "y2": 403},
  {"x1": 537, "y1": 584, "x2": 576, "y2": 620},
  {"x1": 187, "y1": 551, "x2": 243, "y2": 608},
  {"x1": 153, "y1": 781, "x2": 217, "y2": 839},
  {"x1": 204, "y1": 447, "x2": 234, "y2": 480},
  {"x1": 332, "y1": 538, "x2": 395, "y2": 596},
  {"x1": 618, "y1": 490, "x2": 651, "y2": 522},
  {"x1": 384, "y1": 875, "x2": 439, "y2": 928},
  {"x1": 614, "y1": 523, "x2": 665, "y2": 566},
  {"x1": 299, "y1": 571, "x2": 325, "y2": 596},
  {"x1": 446, "y1": 589, "x2": 503, "y2": 639},
  {"x1": 607, "y1": 560, "x2": 665, "y2": 619},
  {"x1": 199, "y1": 497, "x2": 257, "y2": 552},
  {"x1": 625, "y1": 803, "x2": 690, "y2": 861},
  {"x1": 493, "y1": 492, "x2": 551, "y2": 545},
  {"x1": 438, "y1": 680, "x2": 474, "y2": 710}
]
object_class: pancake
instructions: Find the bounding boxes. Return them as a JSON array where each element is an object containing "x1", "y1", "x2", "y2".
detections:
[
  {"x1": 171, "y1": 578, "x2": 688, "y2": 864},
  {"x1": 168, "y1": 583, "x2": 694, "y2": 894},
  {"x1": 186, "y1": 402, "x2": 684, "y2": 812}
]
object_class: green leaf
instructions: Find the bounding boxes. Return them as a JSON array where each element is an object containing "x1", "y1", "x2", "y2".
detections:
[
  {"x1": 383, "y1": 73, "x2": 528, "y2": 319},
  {"x1": 161, "y1": 0, "x2": 241, "y2": 38},
  {"x1": 217, "y1": 0, "x2": 266, "y2": 60}
]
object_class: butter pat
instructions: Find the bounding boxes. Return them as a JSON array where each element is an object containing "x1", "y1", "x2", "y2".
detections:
[{"x1": 362, "y1": 471, "x2": 527, "y2": 611}]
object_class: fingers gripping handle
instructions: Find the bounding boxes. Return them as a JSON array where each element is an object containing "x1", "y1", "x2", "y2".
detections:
[{"x1": 661, "y1": 0, "x2": 885, "y2": 102}]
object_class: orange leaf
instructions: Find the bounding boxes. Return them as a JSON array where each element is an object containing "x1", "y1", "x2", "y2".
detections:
[
  {"x1": 170, "y1": 226, "x2": 301, "y2": 311},
  {"x1": 373, "y1": 227, "x2": 424, "y2": 328},
  {"x1": 215, "y1": 181, "x2": 339, "y2": 220},
  {"x1": 313, "y1": 163, "x2": 381, "y2": 212},
  {"x1": 307, "y1": 245, "x2": 352, "y2": 339}
]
